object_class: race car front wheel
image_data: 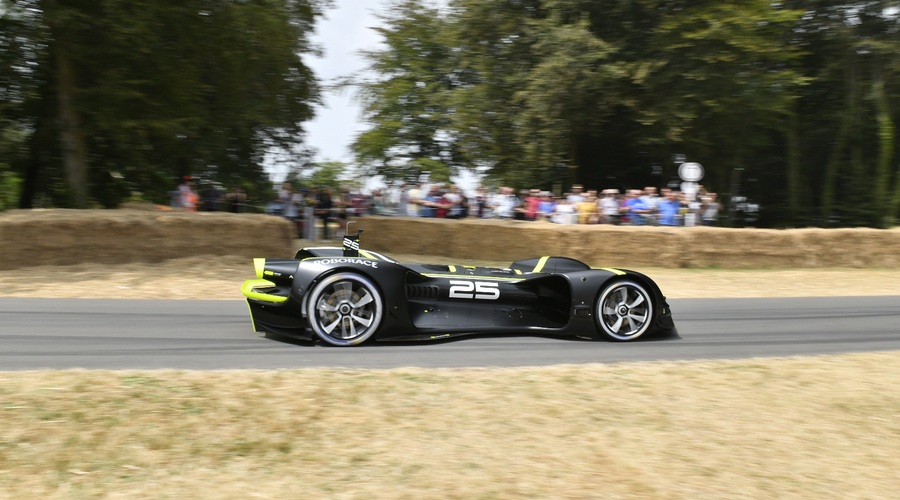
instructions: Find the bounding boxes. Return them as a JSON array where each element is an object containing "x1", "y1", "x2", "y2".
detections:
[
  {"x1": 306, "y1": 273, "x2": 384, "y2": 346},
  {"x1": 596, "y1": 280, "x2": 653, "y2": 341}
]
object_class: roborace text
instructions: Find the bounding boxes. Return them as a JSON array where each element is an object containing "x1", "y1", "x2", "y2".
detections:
[{"x1": 313, "y1": 258, "x2": 378, "y2": 268}]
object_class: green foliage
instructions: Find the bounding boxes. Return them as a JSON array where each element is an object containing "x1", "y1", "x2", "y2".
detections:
[
  {"x1": 350, "y1": 0, "x2": 464, "y2": 184},
  {"x1": 0, "y1": 0, "x2": 330, "y2": 208},
  {"x1": 0, "y1": 171, "x2": 22, "y2": 211},
  {"x1": 303, "y1": 160, "x2": 352, "y2": 189},
  {"x1": 351, "y1": 0, "x2": 900, "y2": 227}
]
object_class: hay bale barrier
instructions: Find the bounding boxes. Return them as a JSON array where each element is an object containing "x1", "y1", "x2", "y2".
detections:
[
  {"x1": 1, "y1": 210, "x2": 898, "y2": 270},
  {"x1": 356, "y1": 217, "x2": 900, "y2": 269},
  {"x1": 0, "y1": 209, "x2": 295, "y2": 270}
]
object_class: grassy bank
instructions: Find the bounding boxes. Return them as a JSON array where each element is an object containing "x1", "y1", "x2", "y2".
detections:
[{"x1": 2, "y1": 352, "x2": 899, "y2": 499}]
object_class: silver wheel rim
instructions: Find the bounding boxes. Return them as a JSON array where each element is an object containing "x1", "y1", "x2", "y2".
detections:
[
  {"x1": 307, "y1": 273, "x2": 383, "y2": 346},
  {"x1": 597, "y1": 281, "x2": 653, "y2": 341}
]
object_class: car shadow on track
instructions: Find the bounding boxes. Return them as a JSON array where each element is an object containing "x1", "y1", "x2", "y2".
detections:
[{"x1": 263, "y1": 328, "x2": 681, "y2": 348}]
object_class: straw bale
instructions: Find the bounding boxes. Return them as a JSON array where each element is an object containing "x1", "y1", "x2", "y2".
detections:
[
  {"x1": 355, "y1": 217, "x2": 900, "y2": 269},
  {"x1": 0, "y1": 209, "x2": 294, "y2": 270},
  {"x1": 794, "y1": 228, "x2": 900, "y2": 268},
  {"x1": 2, "y1": 211, "x2": 897, "y2": 270}
]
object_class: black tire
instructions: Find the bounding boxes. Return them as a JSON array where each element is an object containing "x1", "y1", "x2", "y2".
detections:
[
  {"x1": 595, "y1": 280, "x2": 654, "y2": 341},
  {"x1": 306, "y1": 273, "x2": 384, "y2": 346}
]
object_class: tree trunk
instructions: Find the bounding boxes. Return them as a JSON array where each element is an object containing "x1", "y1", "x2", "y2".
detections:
[
  {"x1": 872, "y1": 71, "x2": 895, "y2": 227},
  {"x1": 821, "y1": 61, "x2": 856, "y2": 226},
  {"x1": 45, "y1": 0, "x2": 89, "y2": 208},
  {"x1": 786, "y1": 112, "x2": 803, "y2": 226},
  {"x1": 55, "y1": 42, "x2": 88, "y2": 207}
]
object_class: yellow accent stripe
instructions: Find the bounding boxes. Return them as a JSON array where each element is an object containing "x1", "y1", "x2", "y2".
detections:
[
  {"x1": 359, "y1": 250, "x2": 377, "y2": 260},
  {"x1": 246, "y1": 301, "x2": 259, "y2": 332},
  {"x1": 241, "y1": 279, "x2": 288, "y2": 303},
  {"x1": 253, "y1": 258, "x2": 265, "y2": 279},
  {"x1": 597, "y1": 267, "x2": 626, "y2": 276},
  {"x1": 533, "y1": 256, "x2": 550, "y2": 273},
  {"x1": 514, "y1": 269, "x2": 523, "y2": 275},
  {"x1": 421, "y1": 273, "x2": 524, "y2": 282},
  {"x1": 448, "y1": 265, "x2": 457, "y2": 272}
]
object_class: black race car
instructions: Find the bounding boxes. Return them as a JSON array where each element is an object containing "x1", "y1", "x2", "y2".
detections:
[{"x1": 242, "y1": 228, "x2": 675, "y2": 346}]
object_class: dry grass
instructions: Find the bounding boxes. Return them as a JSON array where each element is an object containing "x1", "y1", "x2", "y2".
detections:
[
  {"x1": 2, "y1": 250, "x2": 898, "y2": 498},
  {"x1": 1, "y1": 353, "x2": 899, "y2": 499},
  {"x1": 0, "y1": 253, "x2": 898, "y2": 300}
]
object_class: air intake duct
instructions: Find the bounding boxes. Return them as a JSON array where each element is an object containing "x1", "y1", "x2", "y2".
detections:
[{"x1": 253, "y1": 258, "x2": 299, "y2": 285}]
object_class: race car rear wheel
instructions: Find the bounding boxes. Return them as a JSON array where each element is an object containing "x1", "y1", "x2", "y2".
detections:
[
  {"x1": 596, "y1": 280, "x2": 653, "y2": 341},
  {"x1": 306, "y1": 273, "x2": 384, "y2": 346}
]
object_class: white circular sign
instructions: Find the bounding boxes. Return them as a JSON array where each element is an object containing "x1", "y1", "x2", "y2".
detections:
[{"x1": 678, "y1": 162, "x2": 704, "y2": 182}]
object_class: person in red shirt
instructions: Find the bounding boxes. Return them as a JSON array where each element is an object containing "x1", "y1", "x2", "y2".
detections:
[{"x1": 524, "y1": 189, "x2": 541, "y2": 221}]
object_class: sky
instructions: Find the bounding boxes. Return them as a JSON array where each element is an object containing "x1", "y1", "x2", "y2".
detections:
[
  {"x1": 298, "y1": 0, "x2": 475, "y2": 191},
  {"x1": 302, "y1": 0, "x2": 385, "y2": 165}
]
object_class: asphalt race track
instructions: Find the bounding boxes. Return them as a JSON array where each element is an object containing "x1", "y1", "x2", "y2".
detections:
[{"x1": 1, "y1": 297, "x2": 899, "y2": 370}]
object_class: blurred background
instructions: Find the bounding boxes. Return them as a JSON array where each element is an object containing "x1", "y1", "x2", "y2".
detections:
[{"x1": 0, "y1": 0, "x2": 898, "y2": 228}]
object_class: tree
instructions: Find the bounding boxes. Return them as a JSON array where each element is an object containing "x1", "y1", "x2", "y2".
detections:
[
  {"x1": 351, "y1": 0, "x2": 465, "y2": 184},
  {"x1": 0, "y1": 0, "x2": 329, "y2": 208},
  {"x1": 789, "y1": 0, "x2": 899, "y2": 226},
  {"x1": 303, "y1": 160, "x2": 353, "y2": 189},
  {"x1": 444, "y1": 0, "x2": 544, "y2": 186},
  {"x1": 350, "y1": 0, "x2": 898, "y2": 227},
  {"x1": 630, "y1": 1, "x2": 808, "y2": 199}
]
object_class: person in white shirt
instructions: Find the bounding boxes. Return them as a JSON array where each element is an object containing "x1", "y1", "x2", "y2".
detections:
[
  {"x1": 492, "y1": 187, "x2": 516, "y2": 219},
  {"x1": 600, "y1": 189, "x2": 621, "y2": 224},
  {"x1": 567, "y1": 184, "x2": 585, "y2": 204},
  {"x1": 407, "y1": 183, "x2": 424, "y2": 217},
  {"x1": 552, "y1": 198, "x2": 577, "y2": 224},
  {"x1": 640, "y1": 186, "x2": 661, "y2": 225}
]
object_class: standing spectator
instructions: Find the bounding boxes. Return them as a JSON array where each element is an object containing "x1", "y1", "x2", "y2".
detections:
[
  {"x1": 352, "y1": 188, "x2": 370, "y2": 216},
  {"x1": 620, "y1": 190, "x2": 641, "y2": 225},
  {"x1": 657, "y1": 189, "x2": 681, "y2": 226},
  {"x1": 417, "y1": 185, "x2": 442, "y2": 218},
  {"x1": 457, "y1": 189, "x2": 470, "y2": 218},
  {"x1": 315, "y1": 187, "x2": 334, "y2": 240},
  {"x1": 279, "y1": 183, "x2": 303, "y2": 237},
  {"x1": 277, "y1": 181, "x2": 293, "y2": 208},
  {"x1": 567, "y1": 184, "x2": 585, "y2": 204},
  {"x1": 302, "y1": 186, "x2": 319, "y2": 239},
  {"x1": 678, "y1": 191, "x2": 691, "y2": 224},
  {"x1": 640, "y1": 186, "x2": 661, "y2": 225},
  {"x1": 406, "y1": 183, "x2": 423, "y2": 217},
  {"x1": 577, "y1": 191, "x2": 599, "y2": 224},
  {"x1": 702, "y1": 193, "x2": 720, "y2": 226},
  {"x1": 513, "y1": 189, "x2": 530, "y2": 220},
  {"x1": 524, "y1": 189, "x2": 541, "y2": 221},
  {"x1": 199, "y1": 181, "x2": 223, "y2": 211},
  {"x1": 552, "y1": 197, "x2": 577, "y2": 224},
  {"x1": 224, "y1": 186, "x2": 247, "y2": 213},
  {"x1": 434, "y1": 185, "x2": 451, "y2": 218},
  {"x1": 687, "y1": 195, "x2": 703, "y2": 227},
  {"x1": 628, "y1": 189, "x2": 651, "y2": 225},
  {"x1": 178, "y1": 176, "x2": 198, "y2": 211},
  {"x1": 600, "y1": 189, "x2": 620, "y2": 224},
  {"x1": 537, "y1": 191, "x2": 555, "y2": 220},
  {"x1": 444, "y1": 185, "x2": 468, "y2": 219},
  {"x1": 492, "y1": 187, "x2": 517, "y2": 219},
  {"x1": 279, "y1": 183, "x2": 299, "y2": 220},
  {"x1": 334, "y1": 186, "x2": 352, "y2": 237},
  {"x1": 474, "y1": 187, "x2": 489, "y2": 218},
  {"x1": 396, "y1": 183, "x2": 409, "y2": 216}
]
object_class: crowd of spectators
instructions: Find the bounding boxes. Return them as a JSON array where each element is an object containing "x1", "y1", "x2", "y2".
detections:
[
  {"x1": 172, "y1": 176, "x2": 720, "y2": 239},
  {"x1": 277, "y1": 182, "x2": 720, "y2": 238},
  {"x1": 403, "y1": 183, "x2": 720, "y2": 228},
  {"x1": 170, "y1": 176, "x2": 247, "y2": 213}
]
